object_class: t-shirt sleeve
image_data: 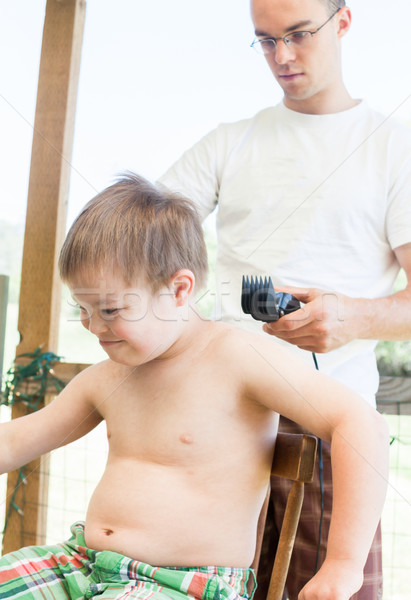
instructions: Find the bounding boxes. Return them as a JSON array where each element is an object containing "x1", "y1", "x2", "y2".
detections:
[{"x1": 158, "y1": 127, "x2": 222, "y2": 222}]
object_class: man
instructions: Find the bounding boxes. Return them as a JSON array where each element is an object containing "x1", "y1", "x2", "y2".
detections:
[{"x1": 159, "y1": 1, "x2": 411, "y2": 598}]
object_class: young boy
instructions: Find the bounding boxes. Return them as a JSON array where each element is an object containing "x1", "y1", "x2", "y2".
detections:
[{"x1": 0, "y1": 173, "x2": 388, "y2": 600}]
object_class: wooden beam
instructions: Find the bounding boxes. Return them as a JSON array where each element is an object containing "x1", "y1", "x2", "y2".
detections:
[
  {"x1": 3, "y1": 0, "x2": 86, "y2": 554},
  {"x1": 53, "y1": 361, "x2": 90, "y2": 382}
]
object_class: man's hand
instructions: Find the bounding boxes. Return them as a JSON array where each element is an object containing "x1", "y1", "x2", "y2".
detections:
[
  {"x1": 298, "y1": 558, "x2": 364, "y2": 600},
  {"x1": 262, "y1": 287, "x2": 359, "y2": 353}
]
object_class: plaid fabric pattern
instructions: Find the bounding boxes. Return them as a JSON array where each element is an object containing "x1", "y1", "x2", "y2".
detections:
[
  {"x1": 255, "y1": 417, "x2": 383, "y2": 600},
  {"x1": 0, "y1": 522, "x2": 257, "y2": 600}
]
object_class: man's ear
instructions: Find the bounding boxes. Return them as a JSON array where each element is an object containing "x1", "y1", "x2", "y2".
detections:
[
  {"x1": 170, "y1": 269, "x2": 196, "y2": 306},
  {"x1": 336, "y1": 6, "x2": 351, "y2": 39}
]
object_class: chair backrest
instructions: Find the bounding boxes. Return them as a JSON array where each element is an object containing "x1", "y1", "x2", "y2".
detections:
[{"x1": 251, "y1": 432, "x2": 317, "y2": 600}]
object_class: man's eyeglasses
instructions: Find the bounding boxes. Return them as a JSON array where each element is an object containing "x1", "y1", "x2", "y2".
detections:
[{"x1": 250, "y1": 8, "x2": 341, "y2": 55}]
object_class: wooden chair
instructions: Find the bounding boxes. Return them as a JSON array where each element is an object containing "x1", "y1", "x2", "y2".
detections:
[{"x1": 251, "y1": 432, "x2": 318, "y2": 600}]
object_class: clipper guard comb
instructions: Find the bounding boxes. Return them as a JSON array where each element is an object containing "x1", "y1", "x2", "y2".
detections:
[{"x1": 241, "y1": 275, "x2": 300, "y2": 322}]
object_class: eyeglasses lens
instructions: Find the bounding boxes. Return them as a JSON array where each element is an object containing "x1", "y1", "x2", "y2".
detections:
[{"x1": 253, "y1": 31, "x2": 312, "y2": 55}]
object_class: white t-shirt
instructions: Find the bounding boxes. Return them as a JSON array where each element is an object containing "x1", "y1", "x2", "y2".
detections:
[{"x1": 160, "y1": 101, "x2": 411, "y2": 405}]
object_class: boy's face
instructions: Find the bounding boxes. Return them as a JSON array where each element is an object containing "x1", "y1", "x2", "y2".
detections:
[{"x1": 69, "y1": 270, "x2": 184, "y2": 367}]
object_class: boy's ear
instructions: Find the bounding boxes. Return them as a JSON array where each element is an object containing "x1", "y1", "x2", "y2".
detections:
[{"x1": 171, "y1": 269, "x2": 196, "y2": 306}]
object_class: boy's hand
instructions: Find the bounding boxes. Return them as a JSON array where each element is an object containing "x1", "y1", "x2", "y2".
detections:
[{"x1": 298, "y1": 559, "x2": 364, "y2": 599}]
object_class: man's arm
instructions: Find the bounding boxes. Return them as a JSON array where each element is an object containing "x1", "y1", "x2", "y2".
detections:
[{"x1": 263, "y1": 242, "x2": 411, "y2": 353}]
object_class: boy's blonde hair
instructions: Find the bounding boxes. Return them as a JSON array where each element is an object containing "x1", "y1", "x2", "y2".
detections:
[{"x1": 59, "y1": 172, "x2": 208, "y2": 291}]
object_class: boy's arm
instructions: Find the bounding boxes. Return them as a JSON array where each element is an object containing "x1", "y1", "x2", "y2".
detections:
[
  {"x1": 0, "y1": 366, "x2": 103, "y2": 474},
  {"x1": 297, "y1": 399, "x2": 388, "y2": 600},
  {"x1": 240, "y1": 333, "x2": 389, "y2": 600}
]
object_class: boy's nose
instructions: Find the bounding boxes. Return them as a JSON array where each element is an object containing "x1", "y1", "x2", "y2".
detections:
[{"x1": 85, "y1": 313, "x2": 109, "y2": 335}]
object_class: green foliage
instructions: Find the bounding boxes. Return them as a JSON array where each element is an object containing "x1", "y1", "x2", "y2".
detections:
[
  {"x1": 376, "y1": 341, "x2": 411, "y2": 376},
  {"x1": 1, "y1": 347, "x2": 66, "y2": 410}
]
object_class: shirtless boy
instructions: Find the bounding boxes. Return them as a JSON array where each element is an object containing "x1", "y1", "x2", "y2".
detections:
[{"x1": 0, "y1": 173, "x2": 388, "y2": 600}]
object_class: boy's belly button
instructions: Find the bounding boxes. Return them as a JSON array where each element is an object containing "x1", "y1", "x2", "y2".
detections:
[{"x1": 179, "y1": 433, "x2": 193, "y2": 444}]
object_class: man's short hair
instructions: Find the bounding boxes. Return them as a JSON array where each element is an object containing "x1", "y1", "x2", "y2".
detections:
[
  {"x1": 59, "y1": 172, "x2": 208, "y2": 292},
  {"x1": 325, "y1": 0, "x2": 346, "y2": 13}
]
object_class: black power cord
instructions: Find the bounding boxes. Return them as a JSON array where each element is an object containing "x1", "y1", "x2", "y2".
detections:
[{"x1": 240, "y1": 278, "x2": 325, "y2": 575}]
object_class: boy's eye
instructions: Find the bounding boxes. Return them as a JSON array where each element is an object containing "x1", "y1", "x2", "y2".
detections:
[{"x1": 100, "y1": 308, "x2": 119, "y2": 317}]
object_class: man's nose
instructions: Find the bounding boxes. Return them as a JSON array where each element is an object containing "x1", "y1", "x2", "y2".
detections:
[{"x1": 273, "y1": 39, "x2": 295, "y2": 64}]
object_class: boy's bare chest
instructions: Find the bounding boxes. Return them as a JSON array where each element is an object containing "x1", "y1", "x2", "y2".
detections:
[{"x1": 99, "y1": 368, "x2": 252, "y2": 464}]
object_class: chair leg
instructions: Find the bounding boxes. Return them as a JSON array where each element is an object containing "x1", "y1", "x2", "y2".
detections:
[{"x1": 266, "y1": 482, "x2": 304, "y2": 600}]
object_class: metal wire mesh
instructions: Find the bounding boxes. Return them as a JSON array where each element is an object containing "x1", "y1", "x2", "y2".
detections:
[{"x1": 380, "y1": 413, "x2": 411, "y2": 600}]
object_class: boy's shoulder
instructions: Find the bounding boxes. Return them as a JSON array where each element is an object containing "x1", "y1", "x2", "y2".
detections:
[
  {"x1": 204, "y1": 320, "x2": 285, "y2": 361},
  {"x1": 203, "y1": 320, "x2": 251, "y2": 347},
  {"x1": 70, "y1": 358, "x2": 135, "y2": 394},
  {"x1": 80, "y1": 357, "x2": 132, "y2": 376}
]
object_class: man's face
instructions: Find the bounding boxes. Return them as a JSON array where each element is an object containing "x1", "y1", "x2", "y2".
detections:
[{"x1": 251, "y1": 0, "x2": 350, "y2": 113}]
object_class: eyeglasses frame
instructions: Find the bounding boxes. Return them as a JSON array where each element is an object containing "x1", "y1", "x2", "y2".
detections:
[{"x1": 250, "y1": 7, "x2": 342, "y2": 54}]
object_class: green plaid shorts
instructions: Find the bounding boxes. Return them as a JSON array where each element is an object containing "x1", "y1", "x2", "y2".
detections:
[{"x1": 0, "y1": 521, "x2": 257, "y2": 600}]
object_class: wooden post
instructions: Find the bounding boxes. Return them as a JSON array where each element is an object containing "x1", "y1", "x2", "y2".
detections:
[{"x1": 3, "y1": 0, "x2": 86, "y2": 553}]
